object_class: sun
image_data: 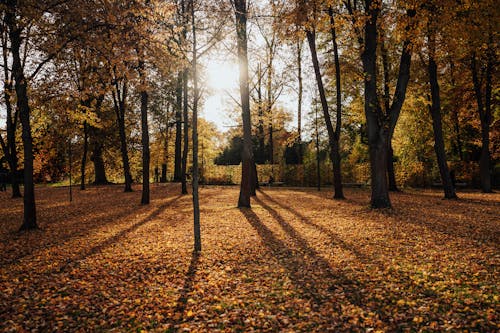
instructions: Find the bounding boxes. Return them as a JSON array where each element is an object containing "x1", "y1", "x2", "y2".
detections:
[{"x1": 206, "y1": 60, "x2": 239, "y2": 92}]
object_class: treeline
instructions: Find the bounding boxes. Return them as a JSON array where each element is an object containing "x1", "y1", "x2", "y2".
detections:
[{"x1": 0, "y1": 0, "x2": 497, "y2": 235}]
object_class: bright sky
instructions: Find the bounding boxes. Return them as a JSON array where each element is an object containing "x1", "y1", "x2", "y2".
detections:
[{"x1": 201, "y1": 60, "x2": 240, "y2": 132}]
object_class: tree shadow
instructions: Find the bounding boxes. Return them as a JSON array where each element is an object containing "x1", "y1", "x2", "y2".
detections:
[
  {"x1": 55, "y1": 195, "x2": 183, "y2": 274},
  {"x1": 258, "y1": 190, "x2": 372, "y2": 264},
  {"x1": 171, "y1": 250, "x2": 200, "y2": 328},
  {"x1": 292, "y1": 187, "x2": 500, "y2": 246},
  {"x1": 240, "y1": 204, "x2": 363, "y2": 311}
]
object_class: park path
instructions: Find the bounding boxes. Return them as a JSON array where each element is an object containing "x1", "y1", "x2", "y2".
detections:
[{"x1": 0, "y1": 185, "x2": 498, "y2": 331}]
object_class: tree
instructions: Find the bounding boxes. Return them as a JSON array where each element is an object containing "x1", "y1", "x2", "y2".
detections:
[
  {"x1": 0, "y1": 16, "x2": 21, "y2": 198},
  {"x1": 232, "y1": 0, "x2": 254, "y2": 208},
  {"x1": 346, "y1": 0, "x2": 416, "y2": 207},
  {"x1": 191, "y1": 0, "x2": 201, "y2": 251},
  {"x1": 425, "y1": 10, "x2": 457, "y2": 199},
  {"x1": 300, "y1": 1, "x2": 344, "y2": 199}
]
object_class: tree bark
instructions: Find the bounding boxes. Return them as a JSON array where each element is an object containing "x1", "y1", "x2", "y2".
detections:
[
  {"x1": 139, "y1": 61, "x2": 150, "y2": 205},
  {"x1": 428, "y1": 33, "x2": 457, "y2": 199},
  {"x1": 306, "y1": 27, "x2": 344, "y2": 199},
  {"x1": 80, "y1": 121, "x2": 88, "y2": 190},
  {"x1": 174, "y1": 72, "x2": 183, "y2": 182},
  {"x1": 381, "y1": 34, "x2": 398, "y2": 192},
  {"x1": 471, "y1": 49, "x2": 493, "y2": 193},
  {"x1": 1, "y1": 20, "x2": 21, "y2": 199},
  {"x1": 181, "y1": 68, "x2": 189, "y2": 194},
  {"x1": 191, "y1": 0, "x2": 201, "y2": 251},
  {"x1": 296, "y1": 37, "x2": 303, "y2": 163},
  {"x1": 328, "y1": 7, "x2": 345, "y2": 199},
  {"x1": 361, "y1": 0, "x2": 391, "y2": 208},
  {"x1": 233, "y1": 0, "x2": 253, "y2": 208},
  {"x1": 6, "y1": 3, "x2": 37, "y2": 229},
  {"x1": 112, "y1": 80, "x2": 133, "y2": 192}
]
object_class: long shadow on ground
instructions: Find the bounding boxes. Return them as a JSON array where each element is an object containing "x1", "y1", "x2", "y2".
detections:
[{"x1": 240, "y1": 204, "x2": 363, "y2": 315}]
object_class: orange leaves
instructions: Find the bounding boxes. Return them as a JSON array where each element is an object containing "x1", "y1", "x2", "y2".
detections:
[{"x1": 0, "y1": 185, "x2": 499, "y2": 331}]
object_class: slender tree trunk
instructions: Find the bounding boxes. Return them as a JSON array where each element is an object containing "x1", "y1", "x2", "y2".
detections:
[
  {"x1": 139, "y1": 61, "x2": 150, "y2": 205},
  {"x1": 161, "y1": 128, "x2": 168, "y2": 183},
  {"x1": 181, "y1": 68, "x2": 189, "y2": 194},
  {"x1": 381, "y1": 34, "x2": 398, "y2": 191},
  {"x1": 361, "y1": 0, "x2": 391, "y2": 208},
  {"x1": 118, "y1": 115, "x2": 133, "y2": 192},
  {"x1": 174, "y1": 72, "x2": 183, "y2": 182},
  {"x1": 449, "y1": 61, "x2": 463, "y2": 161},
  {"x1": 4, "y1": 90, "x2": 21, "y2": 198},
  {"x1": 1, "y1": 26, "x2": 21, "y2": 198},
  {"x1": 471, "y1": 50, "x2": 493, "y2": 193},
  {"x1": 7, "y1": 6, "x2": 37, "y2": 229},
  {"x1": 257, "y1": 63, "x2": 265, "y2": 159},
  {"x1": 297, "y1": 37, "x2": 303, "y2": 163},
  {"x1": 428, "y1": 33, "x2": 457, "y2": 199},
  {"x1": 266, "y1": 47, "x2": 274, "y2": 165},
  {"x1": 315, "y1": 103, "x2": 321, "y2": 191},
  {"x1": 329, "y1": 7, "x2": 344, "y2": 199},
  {"x1": 112, "y1": 81, "x2": 133, "y2": 192},
  {"x1": 191, "y1": 0, "x2": 201, "y2": 251},
  {"x1": 306, "y1": 27, "x2": 344, "y2": 199},
  {"x1": 233, "y1": 0, "x2": 253, "y2": 208},
  {"x1": 80, "y1": 121, "x2": 88, "y2": 190}
]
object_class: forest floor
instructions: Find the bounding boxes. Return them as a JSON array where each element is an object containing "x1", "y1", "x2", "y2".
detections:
[{"x1": 0, "y1": 184, "x2": 498, "y2": 332}]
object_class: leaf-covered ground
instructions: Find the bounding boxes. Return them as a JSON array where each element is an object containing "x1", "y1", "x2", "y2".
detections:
[{"x1": 0, "y1": 184, "x2": 498, "y2": 332}]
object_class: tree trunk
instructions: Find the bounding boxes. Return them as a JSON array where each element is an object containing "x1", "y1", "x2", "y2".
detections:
[
  {"x1": 234, "y1": 0, "x2": 253, "y2": 208},
  {"x1": 7, "y1": 7, "x2": 37, "y2": 229},
  {"x1": 297, "y1": 38, "x2": 303, "y2": 163},
  {"x1": 315, "y1": 103, "x2": 321, "y2": 191},
  {"x1": 191, "y1": 0, "x2": 201, "y2": 251},
  {"x1": 112, "y1": 81, "x2": 133, "y2": 192},
  {"x1": 80, "y1": 121, "x2": 88, "y2": 190},
  {"x1": 428, "y1": 33, "x2": 457, "y2": 199},
  {"x1": 306, "y1": 28, "x2": 344, "y2": 199},
  {"x1": 139, "y1": 61, "x2": 150, "y2": 205},
  {"x1": 361, "y1": 0, "x2": 391, "y2": 208},
  {"x1": 328, "y1": 7, "x2": 344, "y2": 199},
  {"x1": 449, "y1": 61, "x2": 463, "y2": 161},
  {"x1": 174, "y1": 72, "x2": 183, "y2": 182},
  {"x1": 387, "y1": 143, "x2": 398, "y2": 191},
  {"x1": 381, "y1": 34, "x2": 398, "y2": 192},
  {"x1": 1, "y1": 23, "x2": 21, "y2": 199},
  {"x1": 257, "y1": 63, "x2": 265, "y2": 160},
  {"x1": 91, "y1": 135, "x2": 108, "y2": 184},
  {"x1": 471, "y1": 51, "x2": 493, "y2": 193},
  {"x1": 181, "y1": 68, "x2": 189, "y2": 195}
]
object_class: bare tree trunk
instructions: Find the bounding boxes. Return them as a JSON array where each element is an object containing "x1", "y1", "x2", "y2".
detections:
[
  {"x1": 139, "y1": 60, "x2": 150, "y2": 205},
  {"x1": 6, "y1": 5, "x2": 37, "y2": 229},
  {"x1": 174, "y1": 72, "x2": 183, "y2": 182},
  {"x1": 191, "y1": 0, "x2": 201, "y2": 251},
  {"x1": 306, "y1": 27, "x2": 344, "y2": 199},
  {"x1": 1, "y1": 26, "x2": 21, "y2": 198},
  {"x1": 471, "y1": 48, "x2": 493, "y2": 193},
  {"x1": 381, "y1": 34, "x2": 398, "y2": 192},
  {"x1": 428, "y1": 33, "x2": 457, "y2": 199},
  {"x1": 328, "y1": 7, "x2": 344, "y2": 199},
  {"x1": 181, "y1": 68, "x2": 189, "y2": 195},
  {"x1": 161, "y1": 126, "x2": 168, "y2": 183},
  {"x1": 233, "y1": 0, "x2": 253, "y2": 208},
  {"x1": 112, "y1": 81, "x2": 133, "y2": 192},
  {"x1": 296, "y1": 37, "x2": 303, "y2": 163},
  {"x1": 449, "y1": 61, "x2": 463, "y2": 161},
  {"x1": 80, "y1": 121, "x2": 88, "y2": 190}
]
